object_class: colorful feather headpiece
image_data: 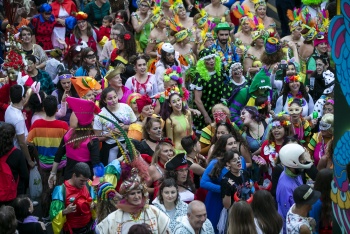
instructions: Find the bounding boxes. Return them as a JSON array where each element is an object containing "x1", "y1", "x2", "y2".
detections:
[
  {"x1": 168, "y1": 17, "x2": 190, "y2": 42},
  {"x1": 151, "y1": 6, "x2": 163, "y2": 25},
  {"x1": 173, "y1": 0, "x2": 185, "y2": 13},
  {"x1": 252, "y1": 0, "x2": 266, "y2": 10},
  {"x1": 317, "y1": 9, "x2": 329, "y2": 33},
  {"x1": 287, "y1": 8, "x2": 302, "y2": 31},
  {"x1": 250, "y1": 16, "x2": 267, "y2": 41},
  {"x1": 232, "y1": 4, "x2": 253, "y2": 25}
]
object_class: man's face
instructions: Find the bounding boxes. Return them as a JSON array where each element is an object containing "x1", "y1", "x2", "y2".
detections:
[
  {"x1": 72, "y1": 174, "x2": 89, "y2": 189},
  {"x1": 204, "y1": 56, "x2": 215, "y2": 71},
  {"x1": 217, "y1": 30, "x2": 230, "y2": 45},
  {"x1": 188, "y1": 205, "x2": 207, "y2": 230}
]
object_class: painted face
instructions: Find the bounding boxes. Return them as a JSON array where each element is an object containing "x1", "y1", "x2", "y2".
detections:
[
  {"x1": 257, "y1": 6, "x2": 266, "y2": 18},
  {"x1": 323, "y1": 104, "x2": 334, "y2": 115},
  {"x1": 227, "y1": 153, "x2": 242, "y2": 171},
  {"x1": 126, "y1": 189, "x2": 143, "y2": 206},
  {"x1": 84, "y1": 51, "x2": 96, "y2": 65},
  {"x1": 231, "y1": 64, "x2": 243, "y2": 78},
  {"x1": 217, "y1": 30, "x2": 229, "y2": 45},
  {"x1": 216, "y1": 125, "x2": 229, "y2": 139},
  {"x1": 148, "y1": 121, "x2": 162, "y2": 140},
  {"x1": 286, "y1": 64, "x2": 296, "y2": 76},
  {"x1": 159, "y1": 144, "x2": 174, "y2": 163},
  {"x1": 135, "y1": 59, "x2": 147, "y2": 75},
  {"x1": 288, "y1": 103, "x2": 302, "y2": 121},
  {"x1": 169, "y1": 94, "x2": 183, "y2": 112},
  {"x1": 315, "y1": 59, "x2": 326, "y2": 74},
  {"x1": 176, "y1": 167, "x2": 189, "y2": 183},
  {"x1": 141, "y1": 104, "x2": 154, "y2": 118},
  {"x1": 60, "y1": 78, "x2": 71, "y2": 91},
  {"x1": 83, "y1": 90, "x2": 95, "y2": 101},
  {"x1": 225, "y1": 137, "x2": 238, "y2": 151},
  {"x1": 316, "y1": 42, "x2": 328, "y2": 54},
  {"x1": 271, "y1": 123, "x2": 285, "y2": 141},
  {"x1": 288, "y1": 81, "x2": 301, "y2": 93},
  {"x1": 162, "y1": 186, "x2": 178, "y2": 204},
  {"x1": 109, "y1": 74, "x2": 123, "y2": 88},
  {"x1": 240, "y1": 109, "x2": 252, "y2": 125},
  {"x1": 104, "y1": 90, "x2": 118, "y2": 108},
  {"x1": 204, "y1": 56, "x2": 215, "y2": 71},
  {"x1": 77, "y1": 20, "x2": 87, "y2": 30}
]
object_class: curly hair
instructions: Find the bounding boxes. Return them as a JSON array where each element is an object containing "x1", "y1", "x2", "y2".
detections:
[
  {"x1": 28, "y1": 91, "x2": 46, "y2": 114},
  {"x1": 117, "y1": 31, "x2": 136, "y2": 61},
  {"x1": 260, "y1": 49, "x2": 284, "y2": 66},
  {"x1": 280, "y1": 82, "x2": 309, "y2": 102},
  {"x1": 157, "y1": 178, "x2": 180, "y2": 205},
  {"x1": 56, "y1": 70, "x2": 79, "y2": 103},
  {"x1": 0, "y1": 123, "x2": 16, "y2": 156},
  {"x1": 241, "y1": 106, "x2": 266, "y2": 124}
]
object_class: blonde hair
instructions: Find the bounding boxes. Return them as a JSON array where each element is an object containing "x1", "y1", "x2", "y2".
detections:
[
  {"x1": 321, "y1": 113, "x2": 334, "y2": 134},
  {"x1": 151, "y1": 142, "x2": 173, "y2": 164},
  {"x1": 211, "y1": 103, "x2": 230, "y2": 116}
]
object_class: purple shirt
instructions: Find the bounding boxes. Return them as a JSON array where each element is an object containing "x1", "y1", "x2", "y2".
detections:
[{"x1": 276, "y1": 170, "x2": 303, "y2": 234}]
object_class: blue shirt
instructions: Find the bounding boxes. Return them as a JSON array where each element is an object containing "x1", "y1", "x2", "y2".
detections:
[{"x1": 210, "y1": 40, "x2": 240, "y2": 68}]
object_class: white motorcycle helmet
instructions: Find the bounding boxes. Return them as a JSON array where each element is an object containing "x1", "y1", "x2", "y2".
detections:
[{"x1": 279, "y1": 143, "x2": 313, "y2": 169}]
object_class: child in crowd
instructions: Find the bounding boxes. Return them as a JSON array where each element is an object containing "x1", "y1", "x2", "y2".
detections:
[{"x1": 98, "y1": 15, "x2": 113, "y2": 41}]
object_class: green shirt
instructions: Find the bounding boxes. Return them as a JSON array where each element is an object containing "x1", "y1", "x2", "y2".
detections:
[{"x1": 83, "y1": 1, "x2": 111, "y2": 27}]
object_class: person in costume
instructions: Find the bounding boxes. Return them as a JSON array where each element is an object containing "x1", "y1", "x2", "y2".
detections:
[
  {"x1": 3, "y1": 3, "x2": 33, "y2": 38},
  {"x1": 69, "y1": 12, "x2": 99, "y2": 52},
  {"x1": 49, "y1": 162, "x2": 97, "y2": 234},
  {"x1": 227, "y1": 67, "x2": 271, "y2": 128},
  {"x1": 127, "y1": 93, "x2": 142, "y2": 118},
  {"x1": 300, "y1": 0, "x2": 327, "y2": 20},
  {"x1": 49, "y1": 97, "x2": 102, "y2": 181},
  {"x1": 125, "y1": 54, "x2": 158, "y2": 97},
  {"x1": 83, "y1": 0, "x2": 111, "y2": 28},
  {"x1": 93, "y1": 87, "x2": 137, "y2": 165},
  {"x1": 63, "y1": 44, "x2": 82, "y2": 74},
  {"x1": 227, "y1": 62, "x2": 247, "y2": 91},
  {"x1": 146, "y1": 7, "x2": 173, "y2": 58},
  {"x1": 312, "y1": 71, "x2": 334, "y2": 121},
  {"x1": 275, "y1": 75, "x2": 314, "y2": 118},
  {"x1": 253, "y1": 0, "x2": 276, "y2": 32},
  {"x1": 131, "y1": 0, "x2": 153, "y2": 53},
  {"x1": 51, "y1": 0, "x2": 78, "y2": 49},
  {"x1": 30, "y1": 3, "x2": 56, "y2": 50},
  {"x1": 174, "y1": 1, "x2": 193, "y2": 29},
  {"x1": 75, "y1": 47, "x2": 107, "y2": 81},
  {"x1": 210, "y1": 22, "x2": 241, "y2": 69},
  {"x1": 204, "y1": 0, "x2": 231, "y2": 25},
  {"x1": 100, "y1": 23, "x2": 126, "y2": 64},
  {"x1": 159, "y1": 0, "x2": 175, "y2": 20},
  {"x1": 109, "y1": 31, "x2": 137, "y2": 84},
  {"x1": 191, "y1": 48, "x2": 226, "y2": 132},
  {"x1": 276, "y1": 143, "x2": 313, "y2": 233},
  {"x1": 96, "y1": 168, "x2": 171, "y2": 234},
  {"x1": 19, "y1": 26, "x2": 48, "y2": 70},
  {"x1": 307, "y1": 113, "x2": 333, "y2": 167},
  {"x1": 308, "y1": 58, "x2": 332, "y2": 103},
  {"x1": 233, "y1": 6, "x2": 254, "y2": 47},
  {"x1": 281, "y1": 8, "x2": 304, "y2": 49},
  {"x1": 152, "y1": 178, "x2": 189, "y2": 230},
  {"x1": 45, "y1": 49, "x2": 65, "y2": 83},
  {"x1": 95, "y1": 182, "x2": 120, "y2": 224}
]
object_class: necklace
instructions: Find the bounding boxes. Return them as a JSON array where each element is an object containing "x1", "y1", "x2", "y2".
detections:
[
  {"x1": 148, "y1": 138, "x2": 158, "y2": 143},
  {"x1": 130, "y1": 211, "x2": 142, "y2": 221},
  {"x1": 249, "y1": 123, "x2": 262, "y2": 146},
  {"x1": 291, "y1": 120, "x2": 304, "y2": 141}
]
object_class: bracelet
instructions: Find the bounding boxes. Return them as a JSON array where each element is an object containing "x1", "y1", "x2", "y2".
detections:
[{"x1": 50, "y1": 171, "x2": 57, "y2": 175}]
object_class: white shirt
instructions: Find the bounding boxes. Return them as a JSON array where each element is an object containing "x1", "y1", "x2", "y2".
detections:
[{"x1": 5, "y1": 105, "x2": 28, "y2": 148}]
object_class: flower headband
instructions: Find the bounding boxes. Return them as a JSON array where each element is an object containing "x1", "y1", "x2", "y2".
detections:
[
  {"x1": 284, "y1": 75, "x2": 302, "y2": 83},
  {"x1": 164, "y1": 65, "x2": 183, "y2": 84},
  {"x1": 124, "y1": 33, "x2": 131, "y2": 40},
  {"x1": 164, "y1": 86, "x2": 190, "y2": 102},
  {"x1": 272, "y1": 120, "x2": 291, "y2": 127}
]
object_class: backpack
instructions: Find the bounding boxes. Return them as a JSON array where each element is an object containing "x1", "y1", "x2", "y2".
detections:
[{"x1": 0, "y1": 147, "x2": 18, "y2": 202}]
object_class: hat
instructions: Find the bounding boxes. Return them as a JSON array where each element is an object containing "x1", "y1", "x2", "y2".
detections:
[
  {"x1": 162, "y1": 43, "x2": 175, "y2": 53},
  {"x1": 119, "y1": 168, "x2": 147, "y2": 196},
  {"x1": 198, "y1": 48, "x2": 216, "y2": 61},
  {"x1": 97, "y1": 182, "x2": 117, "y2": 201},
  {"x1": 136, "y1": 95, "x2": 153, "y2": 113},
  {"x1": 293, "y1": 184, "x2": 321, "y2": 205},
  {"x1": 314, "y1": 32, "x2": 328, "y2": 47},
  {"x1": 195, "y1": 7, "x2": 208, "y2": 28},
  {"x1": 164, "y1": 65, "x2": 183, "y2": 84},
  {"x1": 74, "y1": 11, "x2": 88, "y2": 21},
  {"x1": 151, "y1": 6, "x2": 162, "y2": 25},
  {"x1": 249, "y1": 67, "x2": 272, "y2": 94},
  {"x1": 66, "y1": 97, "x2": 96, "y2": 125},
  {"x1": 104, "y1": 64, "x2": 126, "y2": 81},
  {"x1": 287, "y1": 8, "x2": 302, "y2": 32},
  {"x1": 71, "y1": 77, "x2": 101, "y2": 98},
  {"x1": 214, "y1": 22, "x2": 232, "y2": 33},
  {"x1": 265, "y1": 37, "x2": 281, "y2": 54},
  {"x1": 322, "y1": 70, "x2": 335, "y2": 94},
  {"x1": 253, "y1": 0, "x2": 266, "y2": 10},
  {"x1": 39, "y1": 3, "x2": 52, "y2": 13},
  {"x1": 165, "y1": 152, "x2": 188, "y2": 171},
  {"x1": 127, "y1": 93, "x2": 142, "y2": 106}
]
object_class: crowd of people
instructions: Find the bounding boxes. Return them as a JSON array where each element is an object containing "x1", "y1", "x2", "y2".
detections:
[{"x1": 0, "y1": 0, "x2": 337, "y2": 233}]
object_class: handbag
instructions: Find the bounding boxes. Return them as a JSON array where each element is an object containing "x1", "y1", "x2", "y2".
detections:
[{"x1": 29, "y1": 165, "x2": 43, "y2": 199}]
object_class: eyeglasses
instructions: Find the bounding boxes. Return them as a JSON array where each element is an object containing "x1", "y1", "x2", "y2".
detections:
[{"x1": 86, "y1": 54, "x2": 96, "y2": 59}]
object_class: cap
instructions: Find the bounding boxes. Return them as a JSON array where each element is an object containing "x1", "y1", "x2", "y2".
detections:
[
  {"x1": 97, "y1": 182, "x2": 117, "y2": 201},
  {"x1": 66, "y1": 97, "x2": 96, "y2": 126},
  {"x1": 293, "y1": 184, "x2": 321, "y2": 205},
  {"x1": 165, "y1": 153, "x2": 188, "y2": 171},
  {"x1": 198, "y1": 48, "x2": 216, "y2": 61}
]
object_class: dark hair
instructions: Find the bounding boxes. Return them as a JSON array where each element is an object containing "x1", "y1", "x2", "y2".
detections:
[
  {"x1": 181, "y1": 135, "x2": 198, "y2": 154},
  {"x1": 10, "y1": 84, "x2": 27, "y2": 104},
  {"x1": 103, "y1": 15, "x2": 113, "y2": 23},
  {"x1": 116, "y1": 10, "x2": 128, "y2": 21},
  {"x1": 56, "y1": 70, "x2": 79, "y2": 102},
  {"x1": 160, "y1": 49, "x2": 179, "y2": 66},
  {"x1": 281, "y1": 81, "x2": 309, "y2": 102},
  {"x1": 260, "y1": 49, "x2": 284, "y2": 66},
  {"x1": 209, "y1": 134, "x2": 235, "y2": 163},
  {"x1": 314, "y1": 169, "x2": 333, "y2": 227},
  {"x1": 99, "y1": 87, "x2": 117, "y2": 109},
  {"x1": 241, "y1": 106, "x2": 266, "y2": 123},
  {"x1": 211, "y1": 122, "x2": 236, "y2": 144},
  {"x1": 251, "y1": 190, "x2": 283, "y2": 234},
  {"x1": 63, "y1": 45, "x2": 82, "y2": 70},
  {"x1": 0, "y1": 205, "x2": 17, "y2": 234},
  {"x1": 12, "y1": 195, "x2": 31, "y2": 222},
  {"x1": 73, "y1": 162, "x2": 91, "y2": 178},
  {"x1": 160, "y1": 92, "x2": 187, "y2": 121},
  {"x1": 281, "y1": 62, "x2": 297, "y2": 78},
  {"x1": 164, "y1": 165, "x2": 195, "y2": 193},
  {"x1": 268, "y1": 116, "x2": 292, "y2": 144},
  {"x1": 255, "y1": 96, "x2": 269, "y2": 117},
  {"x1": 228, "y1": 201, "x2": 257, "y2": 234},
  {"x1": 28, "y1": 91, "x2": 45, "y2": 113},
  {"x1": 43, "y1": 95, "x2": 58, "y2": 117},
  {"x1": 25, "y1": 54, "x2": 37, "y2": 64},
  {"x1": 81, "y1": 47, "x2": 104, "y2": 78},
  {"x1": 158, "y1": 178, "x2": 180, "y2": 205},
  {"x1": 116, "y1": 31, "x2": 136, "y2": 60},
  {"x1": 127, "y1": 224, "x2": 152, "y2": 234},
  {"x1": 143, "y1": 117, "x2": 162, "y2": 140},
  {"x1": 210, "y1": 149, "x2": 240, "y2": 180},
  {"x1": 0, "y1": 123, "x2": 16, "y2": 156},
  {"x1": 129, "y1": 54, "x2": 150, "y2": 66}
]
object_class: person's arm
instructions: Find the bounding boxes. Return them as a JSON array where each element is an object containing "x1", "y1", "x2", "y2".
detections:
[
  {"x1": 17, "y1": 134, "x2": 35, "y2": 168},
  {"x1": 189, "y1": 163, "x2": 205, "y2": 176},
  {"x1": 299, "y1": 224, "x2": 312, "y2": 234},
  {"x1": 240, "y1": 144, "x2": 252, "y2": 168},
  {"x1": 131, "y1": 11, "x2": 152, "y2": 33},
  {"x1": 55, "y1": 100, "x2": 67, "y2": 119},
  {"x1": 274, "y1": 96, "x2": 283, "y2": 114},
  {"x1": 145, "y1": 39, "x2": 157, "y2": 58},
  {"x1": 221, "y1": 178, "x2": 234, "y2": 209},
  {"x1": 200, "y1": 160, "x2": 221, "y2": 193},
  {"x1": 194, "y1": 90, "x2": 211, "y2": 124}
]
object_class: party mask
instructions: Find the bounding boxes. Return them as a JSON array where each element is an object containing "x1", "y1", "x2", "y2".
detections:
[
  {"x1": 213, "y1": 111, "x2": 227, "y2": 122},
  {"x1": 288, "y1": 106, "x2": 302, "y2": 115}
]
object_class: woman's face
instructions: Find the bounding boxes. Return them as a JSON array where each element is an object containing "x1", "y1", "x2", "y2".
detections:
[
  {"x1": 288, "y1": 81, "x2": 301, "y2": 93},
  {"x1": 257, "y1": 6, "x2": 266, "y2": 18},
  {"x1": 316, "y1": 42, "x2": 328, "y2": 54},
  {"x1": 159, "y1": 144, "x2": 174, "y2": 163},
  {"x1": 126, "y1": 189, "x2": 143, "y2": 206},
  {"x1": 117, "y1": 37, "x2": 125, "y2": 51},
  {"x1": 255, "y1": 38, "x2": 264, "y2": 47},
  {"x1": 139, "y1": 2, "x2": 150, "y2": 14},
  {"x1": 292, "y1": 27, "x2": 302, "y2": 39},
  {"x1": 323, "y1": 104, "x2": 334, "y2": 115},
  {"x1": 242, "y1": 21, "x2": 251, "y2": 32},
  {"x1": 21, "y1": 30, "x2": 32, "y2": 44},
  {"x1": 83, "y1": 90, "x2": 95, "y2": 101},
  {"x1": 162, "y1": 186, "x2": 178, "y2": 204},
  {"x1": 177, "y1": 7, "x2": 187, "y2": 18},
  {"x1": 271, "y1": 123, "x2": 285, "y2": 141},
  {"x1": 110, "y1": 29, "x2": 120, "y2": 40},
  {"x1": 130, "y1": 100, "x2": 139, "y2": 113},
  {"x1": 176, "y1": 167, "x2": 189, "y2": 184},
  {"x1": 288, "y1": 103, "x2": 302, "y2": 121},
  {"x1": 227, "y1": 153, "x2": 242, "y2": 172},
  {"x1": 84, "y1": 51, "x2": 96, "y2": 65},
  {"x1": 240, "y1": 109, "x2": 253, "y2": 125},
  {"x1": 158, "y1": 17, "x2": 167, "y2": 28},
  {"x1": 135, "y1": 59, "x2": 147, "y2": 75},
  {"x1": 77, "y1": 20, "x2": 87, "y2": 31},
  {"x1": 286, "y1": 64, "x2": 296, "y2": 76},
  {"x1": 104, "y1": 90, "x2": 118, "y2": 108},
  {"x1": 109, "y1": 74, "x2": 123, "y2": 88},
  {"x1": 164, "y1": 79, "x2": 178, "y2": 89},
  {"x1": 42, "y1": 11, "x2": 52, "y2": 21},
  {"x1": 141, "y1": 104, "x2": 154, "y2": 118},
  {"x1": 204, "y1": 38, "x2": 214, "y2": 48},
  {"x1": 60, "y1": 78, "x2": 71, "y2": 91},
  {"x1": 216, "y1": 125, "x2": 229, "y2": 139},
  {"x1": 231, "y1": 64, "x2": 243, "y2": 78},
  {"x1": 148, "y1": 121, "x2": 162, "y2": 140},
  {"x1": 169, "y1": 94, "x2": 183, "y2": 112},
  {"x1": 315, "y1": 59, "x2": 326, "y2": 74},
  {"x1": 225, "y1": 137, "x2": 238, "y2": 151},
  {"x1": 73, "y1": 52, "x2": 82, "y2": 63}
]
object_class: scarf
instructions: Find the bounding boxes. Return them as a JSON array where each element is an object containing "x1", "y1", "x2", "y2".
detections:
[{"x1": 116, "y1": 197, "x2": 147, "y2": 214}]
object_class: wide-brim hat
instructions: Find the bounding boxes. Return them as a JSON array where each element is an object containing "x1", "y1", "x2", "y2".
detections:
[
  {"x1": 165, "y1": 153, "x2": 188, "y2": 171},
  {"x1": 71, "y1": 77, "x2": 101, "y2": 98}
]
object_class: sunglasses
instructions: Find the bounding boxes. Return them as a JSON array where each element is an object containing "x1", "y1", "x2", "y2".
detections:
[{"x1": 116, "y1": 15, "x2": 123, "y2": 20}]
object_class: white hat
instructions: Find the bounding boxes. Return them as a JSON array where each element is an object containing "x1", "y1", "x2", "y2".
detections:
[
  {"x1": 161, "y1": 43, "x2": 175, "y2": 53},
  {"x1": 323, "y1": 70, "x2": 335, "y2": 94}
]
